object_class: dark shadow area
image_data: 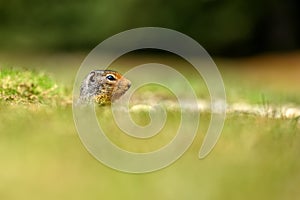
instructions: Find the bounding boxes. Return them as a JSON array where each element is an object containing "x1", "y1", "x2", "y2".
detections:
[{"x1": 0, "y1": 0, "x2": 299, "y2": 56}]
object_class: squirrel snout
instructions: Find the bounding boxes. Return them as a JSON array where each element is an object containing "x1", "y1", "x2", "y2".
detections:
[{"x1": 125, "y1": 79, "x2": 131, "y2": 89}]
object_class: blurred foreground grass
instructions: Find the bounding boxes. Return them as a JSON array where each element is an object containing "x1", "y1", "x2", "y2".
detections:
[
  {"x1": 0, "y1": 106, "x2": 299, "y2": 200},
  {"x1": 0, "y1": 52, "x2": 300, "y2": 200}
]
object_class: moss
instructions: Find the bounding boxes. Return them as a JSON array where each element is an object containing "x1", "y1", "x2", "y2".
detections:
[{"x1": 0, "y1": 68, "x2": 69, "y2": 105}]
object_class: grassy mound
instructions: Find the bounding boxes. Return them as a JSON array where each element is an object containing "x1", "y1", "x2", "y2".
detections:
[{"x1": 0, "y1": 68, "x2": 69, "y2": 105}]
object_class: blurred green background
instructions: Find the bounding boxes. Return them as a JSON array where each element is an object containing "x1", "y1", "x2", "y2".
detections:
[{"x1": 0, "y1": 0, "x2": 299, "y2": 55}]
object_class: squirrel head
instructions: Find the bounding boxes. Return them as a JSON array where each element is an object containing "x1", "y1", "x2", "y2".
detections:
[{"x1": 79, "y1": 70, "x2": 131, "y2": 105}]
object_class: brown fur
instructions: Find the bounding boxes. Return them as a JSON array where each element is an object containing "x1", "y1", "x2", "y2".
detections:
[{"x1": 79, "y1": 70, "x2": 131, "y2": 105}]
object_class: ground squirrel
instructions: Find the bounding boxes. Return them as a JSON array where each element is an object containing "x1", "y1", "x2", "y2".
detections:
[{"x1": 78, "y1": 70, "x2": 131, "y2": 105}]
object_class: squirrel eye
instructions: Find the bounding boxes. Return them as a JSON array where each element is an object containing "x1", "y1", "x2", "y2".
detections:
[{"x1": 106, "y1": 74, "x2": 116, "y2": 81}]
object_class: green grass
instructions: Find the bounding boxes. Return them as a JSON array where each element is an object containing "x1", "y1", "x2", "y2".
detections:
[
  {"x1": 0, "y1": 106, "x2": 299, "y2": 200},
  {"x1": 0, "y1": 54, "x2": 300, "y2": 200},
  {"x1": 0, "y1": 68, "x2": 69, "y2": 105}
]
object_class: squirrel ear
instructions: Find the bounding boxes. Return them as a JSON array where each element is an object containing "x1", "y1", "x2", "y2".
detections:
[{"x1": 89, "y1": 71, "x2": 96, "y2": 83}]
